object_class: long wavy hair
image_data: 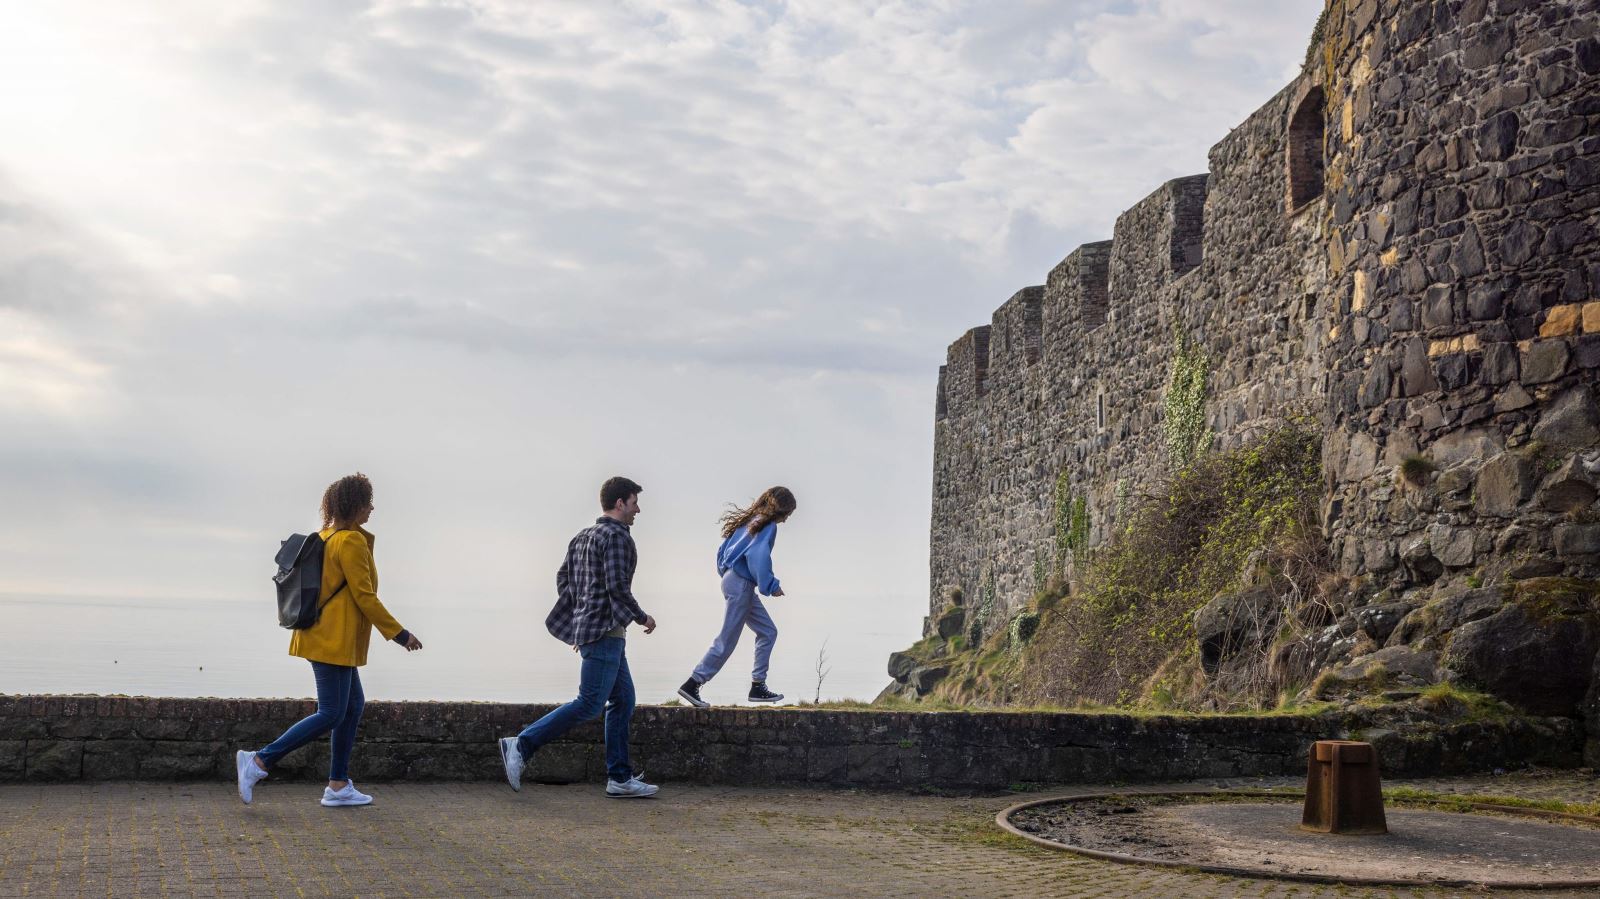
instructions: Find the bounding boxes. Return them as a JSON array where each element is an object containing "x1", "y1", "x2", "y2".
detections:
[
  {"x1": 719, "y1": 486, "x2": 797, "y2": 539},
  {"x1": 320, "y1": 472, "x2": 373, "y2": 528}
]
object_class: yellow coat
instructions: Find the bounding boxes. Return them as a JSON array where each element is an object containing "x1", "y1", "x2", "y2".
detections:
[{"x1": 288, "y1": 527, "x2": 405, "y2": 667}]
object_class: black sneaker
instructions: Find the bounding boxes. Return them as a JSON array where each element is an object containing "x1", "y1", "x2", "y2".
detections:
[
  {"x1": 748, "y1": 681, "x2": 784, "y2": 703},
  {"x1": 677, "y1": 678, "x2": 710, "y2": 708}
]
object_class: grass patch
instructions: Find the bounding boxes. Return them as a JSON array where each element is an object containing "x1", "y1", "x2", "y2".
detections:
[
  {"x1": 1415, "y1": 683, "x2": 1518, "y2": 722},
  {"x1": 1385, "y1": 787, "x2": 1600, "y2": 819}
]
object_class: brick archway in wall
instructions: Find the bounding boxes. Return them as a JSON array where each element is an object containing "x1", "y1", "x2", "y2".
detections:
[{"x1": 1287, "y1": 85, "x2": 1325, "y2": 211}]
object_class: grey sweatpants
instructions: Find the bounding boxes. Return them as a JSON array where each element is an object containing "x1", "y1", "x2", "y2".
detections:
[{"x1": 691, "y1": 570, "x2": 778, "y2": 684}]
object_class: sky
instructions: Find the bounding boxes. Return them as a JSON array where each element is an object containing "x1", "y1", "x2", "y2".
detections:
[{"x1": 0, "y1": 0, "x2": 1323, "y2": 684}]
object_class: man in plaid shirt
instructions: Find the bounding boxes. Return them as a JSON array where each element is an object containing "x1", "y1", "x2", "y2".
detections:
[{"x1": 499, "y1": 476, "x2": 660, "y2": 798}]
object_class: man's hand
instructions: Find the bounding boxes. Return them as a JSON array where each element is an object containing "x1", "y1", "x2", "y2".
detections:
[
  {"x1": 404, "y1": 633, "x2": 423, "y2": 651},
  {"x1": 641, "y1": 615, "x2": 657, "y2": 634},
  {"x1": 771, "y1": 587, "x2": 785, "y2": 597}
]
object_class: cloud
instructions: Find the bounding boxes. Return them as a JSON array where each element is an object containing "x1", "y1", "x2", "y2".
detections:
[{"x1": 0, "y1": 0, "x2": 1324, "y2": 617}]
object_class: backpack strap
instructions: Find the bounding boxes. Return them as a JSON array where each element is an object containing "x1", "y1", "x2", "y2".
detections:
[
  {"x1": 316, "y1": 528, "x2": 351, "y2": 615},
  {"x1": 317, "y1": 580, "x2": 349, "y2": 615}
]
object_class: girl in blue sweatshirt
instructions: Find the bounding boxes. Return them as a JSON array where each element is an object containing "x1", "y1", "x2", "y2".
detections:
[{"x1": 678, "y1": 486, "x2": 797, "y2": 707}]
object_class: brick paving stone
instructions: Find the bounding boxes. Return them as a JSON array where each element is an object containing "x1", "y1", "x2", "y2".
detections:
[{"x1": 0, "y1": 772, "x2": 1595, "y2": 897}]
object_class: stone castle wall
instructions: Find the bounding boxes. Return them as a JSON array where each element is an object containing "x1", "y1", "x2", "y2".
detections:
[{"x1": 927, "y1": 0, "x2": 1600, "y2": 658}]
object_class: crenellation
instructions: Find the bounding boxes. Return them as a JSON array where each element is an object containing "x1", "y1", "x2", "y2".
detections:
[
  {"x1": 1042, "y1": 241, "x2": 1113, "y2": 359},
  {"x1": 987, "y1": 286, "x2": 1047, "y2": 390},
  {"x1": 942, "y1": 325, "x2": 993, "y2": 413},
  {"x1": 1109, "y1": 175, "x2": 1213, "y2": 313}
]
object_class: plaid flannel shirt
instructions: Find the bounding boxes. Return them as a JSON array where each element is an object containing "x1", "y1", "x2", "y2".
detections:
[{"x1": 546, "y1": 517, "x2": 648, "y2": 646}]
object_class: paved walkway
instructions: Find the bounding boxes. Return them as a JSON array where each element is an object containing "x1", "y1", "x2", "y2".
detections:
[{"x1": 1, "y1": 771, "x2": 1596, "y2": 897}]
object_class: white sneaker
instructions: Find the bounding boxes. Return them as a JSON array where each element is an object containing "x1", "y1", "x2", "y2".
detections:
[
  {"x1": 498, "y1": 737, "x2": 524, "y2": 792},
  {"x1": 605, "y1": 776, "x2": 659, "y2": 798},
  {"x1": 320, "y1": 781, "x2": 373, "y2": 807},
  {"x1": 235, "y1": 750, "x2": 268, "y2": 805}
]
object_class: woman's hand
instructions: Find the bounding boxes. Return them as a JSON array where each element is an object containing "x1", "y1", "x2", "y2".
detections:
[{"x1": 404, "y1": 633, "x2": 423, "y2": 651}]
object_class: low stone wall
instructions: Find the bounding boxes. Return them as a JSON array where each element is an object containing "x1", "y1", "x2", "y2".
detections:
[{"x1": 0, "y1": 695, "x2": 1581, "y2": 789}]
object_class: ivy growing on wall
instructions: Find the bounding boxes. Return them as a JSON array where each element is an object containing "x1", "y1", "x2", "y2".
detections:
[
  {"x1": 1053, "y1": 470, "x2": 1090, "y2": 566},
  {"x1": 1163, "y1": 328, "x2": 1211, "y2": 469}
]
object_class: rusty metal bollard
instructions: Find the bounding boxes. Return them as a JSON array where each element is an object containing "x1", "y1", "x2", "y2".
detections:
[{"x1": 1300, "y1": 740, "x2": 1388, "y2": 835}]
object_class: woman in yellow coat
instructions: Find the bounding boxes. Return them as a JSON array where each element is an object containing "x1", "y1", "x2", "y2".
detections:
[{"x1": 235, "y1": 473, "x2": 423, "y2": 806}]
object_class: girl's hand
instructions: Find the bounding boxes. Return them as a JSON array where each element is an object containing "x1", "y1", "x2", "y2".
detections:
[{"x1": 405, "y1": 633, "x2": 423, "y2": 651}]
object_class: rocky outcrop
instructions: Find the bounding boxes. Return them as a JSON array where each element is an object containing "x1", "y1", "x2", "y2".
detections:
[{"x1": 1440, "y1": 579, "x2": 1600, "y2": 717}]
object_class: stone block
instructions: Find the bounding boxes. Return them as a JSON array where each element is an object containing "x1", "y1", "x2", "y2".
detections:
[
  {"x1": 0, "y1": 717, "x2": 48, "y2": 740},
  {"x1": 1555, "y1": 524, "x2": 1600, "y2": 556},
  {"x1": 1537, "y1": 456, "x2": 1600, "y2": 513},
  {"x1": 25, "y1": 740, "x2": 83, "y2": 781},
  {"x1": 1502, "y1": 218, "x2": 1540, "y2": 266},
  {"x1": 1494, "y1": 382, "x2": 1534, "y2": 412},
  {"x1": 1584, "y1": 302, "x2": 1600, "y2": 334},
  {"x1": 1430, "y1": 428, "x2": 1502, "y2": 467},
  {"x1": 1362, "y1": 539, "x2": 1398, "y2": 574},
  {"x1": 1532, "y1": 388, "x2": 1600, "y2": 448},
  {"x1": 1421, "y1": 284, "x2": 1455, "y2": 329},
  {"x1": 1474, "y1": 451, "x2": 1537, "y2": 516},
  {"x1": 81, "y1": 740, "x2": 148, "y2": 780},
  {"x1": 805, "y1": 744, "x2": 849, "y2": 783},
  {"x1": 1480, "y1": 343, "x2": 1520, "y2": 385},
  {"x1": 1540, "y1": 304, "x2": 1582, "y2": 337},
  {"x1": 0, "y1": 741, "x2": 23, "y2": 780},
  {"x1": 1521, "y1": 339, "x2": 1571, "y2": 384}
]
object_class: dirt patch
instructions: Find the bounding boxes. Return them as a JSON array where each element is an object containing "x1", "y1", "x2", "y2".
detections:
[{"x1": 1007, "y1": 793, "x2": 1600, "y2": 887}]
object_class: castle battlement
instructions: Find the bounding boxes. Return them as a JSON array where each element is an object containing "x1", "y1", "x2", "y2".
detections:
[
  {"x1": 940, "y1": 171, "x2": 1222, "y2": 420},
  {"x1": 921, "y1": 0, "x2": 1600, "y2": 715}
]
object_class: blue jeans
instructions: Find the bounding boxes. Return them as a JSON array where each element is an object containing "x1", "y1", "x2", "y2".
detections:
[
  {"x1": 516, "y1": 636, "x2": 635, "y2": 783},
  {"x1": 256, "y1": 661, "x2": 365, "y2": 781},
  {"x1": 692, "y1": 571, "x2": 777, "y2": 684}
]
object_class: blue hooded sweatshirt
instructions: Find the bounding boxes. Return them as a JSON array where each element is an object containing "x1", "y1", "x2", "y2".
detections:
[{"x1": 717, "y1": 523, "x2": 781, "y2": 596}]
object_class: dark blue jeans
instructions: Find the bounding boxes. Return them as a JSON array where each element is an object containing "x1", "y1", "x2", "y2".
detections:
[
  {"x1": 256, "y1": 661, "x2": 365, "y2": 781},
  {"x1": 516, "y1": 636, "x2": 635, "y2": 783}
]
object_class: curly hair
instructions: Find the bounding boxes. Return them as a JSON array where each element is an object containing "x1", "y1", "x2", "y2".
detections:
[
  {"x1": 719, "y1": 486, "x2": 797, "y2": 539},
  {"x1": 320, "y1": 472, "x2": 373, "y2": 528}
]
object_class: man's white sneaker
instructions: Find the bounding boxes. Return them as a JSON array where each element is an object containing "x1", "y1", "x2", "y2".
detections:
[
  {"x1": 498, "y1": 737, "x2": 524, "y2": 792},
  {"x1": 320, "y1": 781, "x2": 373, "y2": 807},
  {"x1": 605, "y1": 776, "x2": 659, "y2": 798},
  {"x1": 235, "y1": 750, "x2": 268, "y2": 805}
]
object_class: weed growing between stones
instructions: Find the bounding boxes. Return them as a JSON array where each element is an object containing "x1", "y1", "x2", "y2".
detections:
[{"x1": 1398, "y1": 454, "x2": 1436, "y2": 488}]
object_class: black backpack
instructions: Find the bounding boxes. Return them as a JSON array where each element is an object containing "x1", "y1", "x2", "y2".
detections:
[{"x1": 273, "y1": 532, "x2": 348, "y2": 629}]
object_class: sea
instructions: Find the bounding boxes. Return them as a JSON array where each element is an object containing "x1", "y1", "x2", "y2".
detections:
[{"x1": 1, "y1": 590, "x2": 926, "y2": 706}]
